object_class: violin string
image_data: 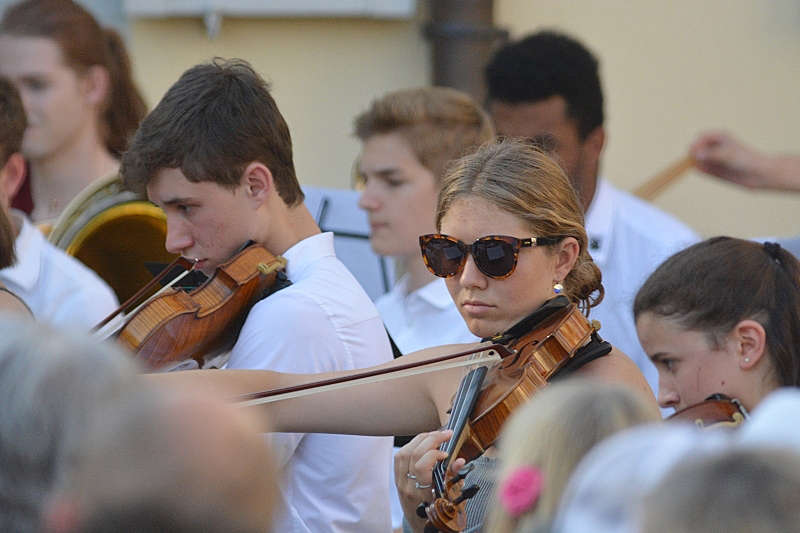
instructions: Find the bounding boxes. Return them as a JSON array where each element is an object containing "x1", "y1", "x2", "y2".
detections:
[
  {"x1": 237, "y1": 352, "x2": 501, "y2": 408},
  {"x1": 435, "y1": 359, "x2": 476, "y2": 491},
  {"x1": 434, "y1": 358, "x2": 488, "y2": 493},
  {"x1": 94, "y1": 266, "x2": 199, "y2": 341}
]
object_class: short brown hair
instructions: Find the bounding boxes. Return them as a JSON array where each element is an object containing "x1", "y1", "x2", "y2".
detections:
[
  {"x1": 0, "y1": 77, "x2": 26, "y2": 167},
  {"x1": 122, "y1": 58, "x2": 303, "y2": 206},
  {"x1": 354, "y1": 87, "x2": 494, "y2": 183},
  {"x1": 1, "y1": 0, "x2": 147, "y2": 157},
  {"x1": 437, "y1": 139, "x2": 603, "y2": 313}
]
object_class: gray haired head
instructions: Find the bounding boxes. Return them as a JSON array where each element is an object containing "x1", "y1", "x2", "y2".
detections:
[{"x1": 0, "y1": 316, "x2": 138, "y2": 532}]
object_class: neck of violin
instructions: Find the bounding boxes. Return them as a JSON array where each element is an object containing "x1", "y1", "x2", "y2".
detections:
[{"x1": 433, "y1": 365, "x2": 487, "y2": 495}]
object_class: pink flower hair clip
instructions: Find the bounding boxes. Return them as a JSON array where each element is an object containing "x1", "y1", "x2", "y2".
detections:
[{"x1": 499, "y1": 465, "x2": 544, "y2": 518}]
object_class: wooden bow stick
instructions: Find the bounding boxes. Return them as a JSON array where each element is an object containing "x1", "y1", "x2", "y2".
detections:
[{"x1": 633, "y1": 155, "x2": 695, "y2": 201}]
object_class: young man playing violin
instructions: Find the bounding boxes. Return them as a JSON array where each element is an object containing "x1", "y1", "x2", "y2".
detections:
[{"x1": 121, "y1": 58, "x2": 393, "y2": 533}]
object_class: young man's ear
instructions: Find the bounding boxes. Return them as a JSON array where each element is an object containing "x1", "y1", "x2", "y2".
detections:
[
  {"x1": 241, "y1": 162, "x2": 274, "y2": 204},
  {"x1": 0, "y1": 152, "x2": 27, "y2": 210},
  {"x1": 583, "y1": 126, "x2": 605, "y2": 161}
]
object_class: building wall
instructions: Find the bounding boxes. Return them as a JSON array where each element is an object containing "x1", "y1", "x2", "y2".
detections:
[
  {"x1": 129, "y1": 15, "x2": 429, "y2": 193},
  {"x1": 126, "y1": 1, "x2": 799, "y2": 239},
  {"x1": 496, "y1": 0, "x2": 800, "y2": 239}
]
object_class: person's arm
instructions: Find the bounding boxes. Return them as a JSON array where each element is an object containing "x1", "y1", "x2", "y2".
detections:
[
  {"x1": 690, "y1": 131, "x2": 800, "y2": 192},
  {"x1": 144, "y1": 341, "x2": 491, "y2": 436}
]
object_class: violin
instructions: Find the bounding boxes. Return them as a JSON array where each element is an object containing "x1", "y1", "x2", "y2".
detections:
[
  {"x1": 101, "y1": 243, "x2": 287, "y2": 370},
  {"x1": 667, "y1": 394, "x2": 749, "y2": 429},
  {"x1": 421, "y1": 299, "x2": 598, "y2": 532}
]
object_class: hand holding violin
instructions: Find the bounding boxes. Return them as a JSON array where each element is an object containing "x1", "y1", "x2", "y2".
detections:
[{"x1": 395, "y1": 430, "x2": 467, "y2": 533}]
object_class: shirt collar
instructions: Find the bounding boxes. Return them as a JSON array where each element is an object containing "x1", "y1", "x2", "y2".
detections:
[
  {"x1": 281, "y1": 232, "x2": 335, "y2": 280},
  {"x1": 1, "y1": 211, "x2": 42, "y2": 290},
  {"x1": 414, "y1": 277, "x2": 455, "y2": 310},
  {"x1": 583, "y1": 177, "x2": 612, "y2": 266}
]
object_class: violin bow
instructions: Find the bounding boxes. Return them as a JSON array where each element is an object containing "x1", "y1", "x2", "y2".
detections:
[
  {"x1": 236, "y1": 344, "x2": 509, "y2": 407},
  {"x1": 633, "y1": 155, "x2": 695, "y2": 201}
]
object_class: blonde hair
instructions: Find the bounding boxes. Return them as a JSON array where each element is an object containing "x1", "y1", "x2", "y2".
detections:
[
  {"x1": 437, "y1": 139, "x2": 604, "y2": 313},
  {"x1": 354, "y1": 86, "x2": 495, "y2": 183},
  {"x1": 487, "y1": 380, "x2": 658, "y2": 533}
]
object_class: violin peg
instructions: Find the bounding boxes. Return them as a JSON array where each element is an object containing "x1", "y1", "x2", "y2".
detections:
[
  {"x1": 449, "y1": 462, "x2": 475, "y2": 484},
  {"x1": 416, "y1": 501, "x2": 429, "y2": 519},
  {"x1": 453, "y1": 484, "x2": 480, "y2": 505}
]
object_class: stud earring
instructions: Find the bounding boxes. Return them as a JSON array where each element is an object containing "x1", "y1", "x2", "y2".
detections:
[
  {"x1": 553, "y1": 281, "x2": 564, "y2": 294},
  {"x1": 744, "y1": 357, "x2": 751, "y2": 363}
]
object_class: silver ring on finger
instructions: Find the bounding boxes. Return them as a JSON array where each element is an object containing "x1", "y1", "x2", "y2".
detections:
[
  {"x1": 406, "y1": 472, "x2": 417, "y2": 480},
  {"x1": 415, "y1": 481, "x2": 432, "y2": 489}
]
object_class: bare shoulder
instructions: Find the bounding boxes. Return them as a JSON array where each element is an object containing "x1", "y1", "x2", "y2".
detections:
[
  {"x1": 0, "y1": 290, "x2": 32, "y2": 318},
  {"x1": 574, "y1": 346, "x2": 658, "y2": 409}
]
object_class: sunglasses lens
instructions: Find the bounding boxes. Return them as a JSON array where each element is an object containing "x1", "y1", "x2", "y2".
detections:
[
  {"x1": 474, "y1": 239, "x2": 517, "y2": 278},
  {"x1": 423, "y1": 238, "x2": 465, "y2": 277}
]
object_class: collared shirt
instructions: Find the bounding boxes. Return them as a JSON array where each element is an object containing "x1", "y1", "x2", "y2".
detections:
[
  {"x1": 585, "y1": 179, "x2": 699, "y2": 397},
  {"x1": 228, "y1": 232, "x2": 393, "y2": 533},
  {"x1": 377, "y1": 274, "x2": 480, "y2": 355},
  {"x1": 0, "y1": 211, "x2": 118, "y2": 330}
]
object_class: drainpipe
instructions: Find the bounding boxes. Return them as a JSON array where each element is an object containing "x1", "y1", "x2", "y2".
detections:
[{"x1": 423, "y1": 0, "x2": 508, "y2": 104}]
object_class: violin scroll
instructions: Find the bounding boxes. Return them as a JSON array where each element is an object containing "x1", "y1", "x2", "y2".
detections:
[{"x1": 417, "y1": 464, "x2": 480, "y2": 533}]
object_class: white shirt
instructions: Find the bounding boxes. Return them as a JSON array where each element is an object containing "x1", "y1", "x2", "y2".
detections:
[
  {"x1": 376, "y1": 275, "x2": 479, "y2": 528},
  {"x1": 0, "y1": 211, "x2": 118, "y2": 330},
  {"x1": 377, "y1": 274, "x2": 479, "y2": 355},
  {"x1": 228, "y1": 232, "x2": 393, "y2": 533},
  {"x1": 585, "y1": 179, "x2": 699, "y2": 396}
]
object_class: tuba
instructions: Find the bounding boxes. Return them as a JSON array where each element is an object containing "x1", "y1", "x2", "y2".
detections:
[{"x1": 48, "y1": 173, "x2": 177, "y2": 303}]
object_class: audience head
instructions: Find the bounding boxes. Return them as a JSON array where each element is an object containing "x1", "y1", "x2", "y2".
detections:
[
  {"x1": 640, "y1": 447, "x2": 800, "y2": 533},
  {"x1": 44, "y1": 382, "x2": 277, "y2": 533},
  {"x1": 551, "y1": 423, "x2": 728, "y2": 533},
  {"x1": 0, "y1": 76, "x2": 27, "y2": 211},
  {"x1": 427, "y1": 139, "x2": 602, "y2": 337},
  {"x1": 634, "y1": 237, "x2": 800, "y2": 412},
  {"x1": 122, "y1": 57, "x2": 302, "y2": 206},
  {"x1": 0, "y1": 0, "x2": 146, "y2": 159},
  {"x1": 355, "y1": 87, "x2": 494, "y2": 259},
  {"x1": 485, "y1": 30, "x2": 605, "y2": 206},
  {"x1": 0, "y1": 317, "x2": 139, "y2": 532},
  {"x1": 486, "y1": 380, "x2": 658, "y2": 533}
]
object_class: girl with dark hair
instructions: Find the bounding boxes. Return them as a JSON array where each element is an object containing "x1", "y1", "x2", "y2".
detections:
[
  {"x1": 634, "y1": 236, "x2": 800, "y2": 413},
  {"x1": 0, "y1": 0, "x2": 147, "y2": 224}
]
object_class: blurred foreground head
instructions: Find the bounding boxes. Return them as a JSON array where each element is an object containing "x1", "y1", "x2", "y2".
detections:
[
  {"x1": 44, "y1": 381, "x2": 278, "y2": 533},
  {"x1": 46, "y1": 380, "x2": 277, "y2": 533},
  {"x1": 0, "y1": 317, "x2": 138, "y2": 532}
]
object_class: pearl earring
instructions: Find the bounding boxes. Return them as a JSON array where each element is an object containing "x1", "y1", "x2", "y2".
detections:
[{"x1": 744, "y1": 357, "x2": 751, "y2": 363}]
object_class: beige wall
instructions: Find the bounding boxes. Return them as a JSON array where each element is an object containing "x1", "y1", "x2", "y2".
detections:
[
  {"x1": 128, "y1": 1, "x2": 799, "y2": 239},
  {"x1": 129, "y1": 15, "x2": 430, "y2": 191},
  {"x1": 497, "y1": 0, "x2": 800, "y2": 239}
]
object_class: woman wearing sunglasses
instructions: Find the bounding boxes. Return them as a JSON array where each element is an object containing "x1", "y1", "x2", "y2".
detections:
[{"x1": 148, "y1": 140, "x2": 656, "y2": 528}]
